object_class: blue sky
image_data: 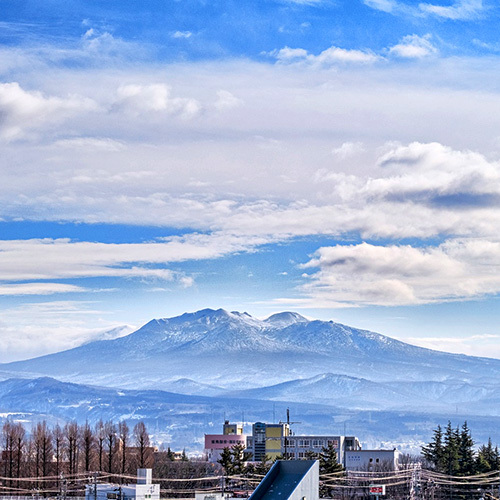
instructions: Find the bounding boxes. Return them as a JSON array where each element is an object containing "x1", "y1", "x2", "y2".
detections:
[{"x1": 2, "y1": 0, "x2": 500, "y2": 361}]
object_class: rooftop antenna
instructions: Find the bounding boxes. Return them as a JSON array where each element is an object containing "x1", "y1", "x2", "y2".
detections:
[{"x1": 280, "y1": 408, "x2": 301, "y2": 460}]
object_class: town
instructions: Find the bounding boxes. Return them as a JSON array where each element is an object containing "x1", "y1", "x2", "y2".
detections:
[{"x1": 1, "y1": 417, "x2": 499, "y2": 500}]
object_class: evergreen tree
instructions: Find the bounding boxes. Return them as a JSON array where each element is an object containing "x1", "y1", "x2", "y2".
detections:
[
  {"x1": 255, "y1": 455, "x2": 271, "y2": 475},
  {"x1": 305, "y1": 450, "x2": 319, "y2": 460},
  {"x1": 319, "y1": 441, "x2": 343, "y2": 474},
  {"x1": 166, "y1": 447, "x2": 176, "y2": 461},
  {"x1": 476, "y1": 438, "x2": 497, "y2": 473},
  {"x1": 422, "y1": 425, "x2": 444, "y2": 471},
  {"x1": 231, "y1": 443, "x2": 248, "y2": 475},
  {"x1": 457, "y1": 421, "x2": 475, "y2": 475},
  {"x1": 217, "y1": 447, "x2": 233, "y2": 475},
  {"x1": 443, "y1": 421, "x2": 460, "y2": 475}
]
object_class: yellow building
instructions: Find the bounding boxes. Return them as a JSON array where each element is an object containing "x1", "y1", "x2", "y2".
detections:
[{"x1": 251, "y1": 422, "x2": 290, "y2": 461}]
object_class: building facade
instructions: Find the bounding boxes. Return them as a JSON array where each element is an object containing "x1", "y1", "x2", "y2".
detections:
[
  {"x1": 246, "y1": 422, "x2": 361, "y2": 465},
  {"x1": 345, "y1": 449, "x2": 400, "y2": 471},
  {"x1": 204, "y1": 421, "x2": 247, "y2": 463}
]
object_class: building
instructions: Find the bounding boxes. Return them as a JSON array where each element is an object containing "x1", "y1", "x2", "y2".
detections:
[
  {"x1": 205, "y1": 421, "x2": 248, "y2": 463},
  {"x1": 345, "y1": 449, "x2": 400, "y2": 471},
  {"x1": 249, "y1": 422, "x2": 290, "y2": 462},
  {"x1": 85, "y1": 469, "x2": 159, "y2": 500},
  {"x1": 246, "y1": 422, "x2": 361, "y2": 465}
]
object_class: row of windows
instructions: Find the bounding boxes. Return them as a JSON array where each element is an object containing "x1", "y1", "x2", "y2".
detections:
[
  {"x1": 285, "y1": 439, "x2": 339, "y2": 448},
  {"x1": 211, "y1": 439, "x2": 243, "y2": 444}
]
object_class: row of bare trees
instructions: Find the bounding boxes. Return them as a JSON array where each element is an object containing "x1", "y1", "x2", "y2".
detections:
[{"x1": 1, "y1": 419, "x2": 154, "y2": 485}]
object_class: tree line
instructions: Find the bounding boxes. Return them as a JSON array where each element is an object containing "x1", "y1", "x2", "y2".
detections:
[
  {"x1": 1, "y1": 419, "x2": 154, "y2": 484},
  {"x1": 422, "y1": 421, "x2": 500, "y2": 475}
]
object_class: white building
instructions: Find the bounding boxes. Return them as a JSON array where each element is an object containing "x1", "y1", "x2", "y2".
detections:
[
  {"x1": 345, "y1": 449, "x2": 400, "y2": 471},
  {"x1": 85, "y1": 469, "x2": 159, "y2": 500}
]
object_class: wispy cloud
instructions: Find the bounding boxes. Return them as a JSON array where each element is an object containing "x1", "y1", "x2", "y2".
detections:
[
  {"x1": 419, "y1": 0, "x2": 484, "y2": 20},
  {"x1": 0, "y1": 301, "x2": 135, "y2": 362},
  {"x1": 0, "y1": 233, "x2": 270, "y2": 292},
  {"x1": 0, "y1": 283, "x2": 85, "y2": 296},
  {"x1": 172, "y1": 31, "x2": 192, "y2": 39},
  {"x1": 269, "y1": 45, "x2": 380, "y2": 65},
  {"x1": 364, "y1": 0, "x2": 484, "y2": 20},
  {"x1": 400, "y1": 333, "x2": 500, "y2": 357}
]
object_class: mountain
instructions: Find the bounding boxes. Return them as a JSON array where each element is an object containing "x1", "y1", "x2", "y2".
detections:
[
  {"x1": 226, "y1": 373, "x2": 500, "y2": 415},
  {"x1": 3, "y1": 308, "x2": 500, "y2": 392},
  {"x1": 4, "y1": 308, "x2": 500, "y2": 453}
]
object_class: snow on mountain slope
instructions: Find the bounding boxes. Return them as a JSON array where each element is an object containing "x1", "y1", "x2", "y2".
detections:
[{"x1": 3, "y1": 308, "x2": 500, "y2": 392}]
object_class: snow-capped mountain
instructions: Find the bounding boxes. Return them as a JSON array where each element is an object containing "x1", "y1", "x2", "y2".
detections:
[
  {"x1": 3, "y1": 308, "x2": 500, "y2": 391},
  {"x1": 4, "y1": 309, "x2": 500, "y2": 452}
]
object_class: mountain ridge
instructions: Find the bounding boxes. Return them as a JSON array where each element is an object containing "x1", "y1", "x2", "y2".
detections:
[{"x1": 2, "y1": 308, "x2": 500, "y2": 391}]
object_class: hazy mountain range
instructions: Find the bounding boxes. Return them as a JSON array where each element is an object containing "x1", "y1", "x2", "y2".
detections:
[{"x1": 1, "y1": 308, "x2": 500, "y2": 452}]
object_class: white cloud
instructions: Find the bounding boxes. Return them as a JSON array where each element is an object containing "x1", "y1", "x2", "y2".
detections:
[
  {"x1": 0, "y1": 233, "x2": 269, "y2": 285},
  {"x1": 364, "y1": 0, "x2": 484, "y2": 19},
  {"x1": 53, "y1": 137, "x2": 126, "y2": 151},
  {"x1": 331, "y1": 141, "x2": 365, "y2": 158},
  {"x1": 389, "y1": 34, "x2": 438, "y2": 58},
  {"x1": 0, "y1": 82, "x2": 97, "y2": 140},
  {"x1": 363, "y1": 0, "x2": 397, "y2": 12},
  {"x1": 214, "y1": 90, "x2": 243, "y2": 110},
  {"x1": 270, "y1": 45, "x2": 380, "y2": 65},
  {"x1": 299, "y1": 239, "x2": 500, "y2": 306},
  {"x1": 400, "y1": 333, "x2": 500, "y2": 358},
  {"x1": 114, "y1": 84, "x2": 201, "y2": 118},
  {"x1": 172, "y1": 31, "x2": 192, "y2": 39},
  {"x1": 0, "y1": 301, "x2": 136, "y2": 362},
  {"x1": 0, "y1": 283, "x2": 85, "y2": 296},
  {"x1": 419, "y1": 0, "x2": 483, "y2": 20}
]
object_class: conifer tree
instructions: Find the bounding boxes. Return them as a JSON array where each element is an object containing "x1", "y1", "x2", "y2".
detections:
[
  {"x1": 217, "y1": 447, "x2": 233, "y2": 475},
  {"x1": 458, "y1": 421, "x2": 475, "y2": 475},
  {"x1": 422, "y1": 425, "x2": 444, "y2": 471},
  {"x1": 442, "y1": 421, "x2": 460, "y2": 475},
  {"x1": 319, "y1": 441, "x2": 343, "y2": 474}
]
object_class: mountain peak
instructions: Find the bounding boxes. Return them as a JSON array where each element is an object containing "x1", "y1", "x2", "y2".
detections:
[{"x1": 265, "y1": 311, "x2": 308, "y2": 327}]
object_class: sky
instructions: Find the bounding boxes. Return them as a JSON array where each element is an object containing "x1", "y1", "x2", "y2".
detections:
[{"x1": 2, "y1": 0, "x2": 500, "y2": 362}]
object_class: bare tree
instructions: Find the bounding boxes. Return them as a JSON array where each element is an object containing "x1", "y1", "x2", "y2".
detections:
[
  {"x1": 95, "y1": 420, "x2": 105, "y2": 472},
  {"x1": 105, "y1": 421, "x2": 117, "y2": 473},
  {"x1": 33, "y1": 421, "x2": 53, "y2": 478},
  {"x1": 65, "y1": 422, "x2": 79, "y2": 474},
  {"x1": 82, "y1": 421, "x2": 94, "y2": 472},
  {"x1": 119, "y1": 421, "x2": 130, "y2": 474},
  {"x1": 13, "y1": 423, "x2": 25, "y2": 486},
  {"x1": 53, "y1": 424, "x2": 64, "y2": 478},
  {"x1": 133, "y1": 422, "x2": 152, "y2": 468},
  {"x1": 2, "y1": 421, "x2": 14, "y2": 484}
]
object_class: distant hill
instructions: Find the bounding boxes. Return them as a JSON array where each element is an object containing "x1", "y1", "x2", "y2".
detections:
[{"x1": 3, "y1": 376, "x2": 500, "y2": 454}]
